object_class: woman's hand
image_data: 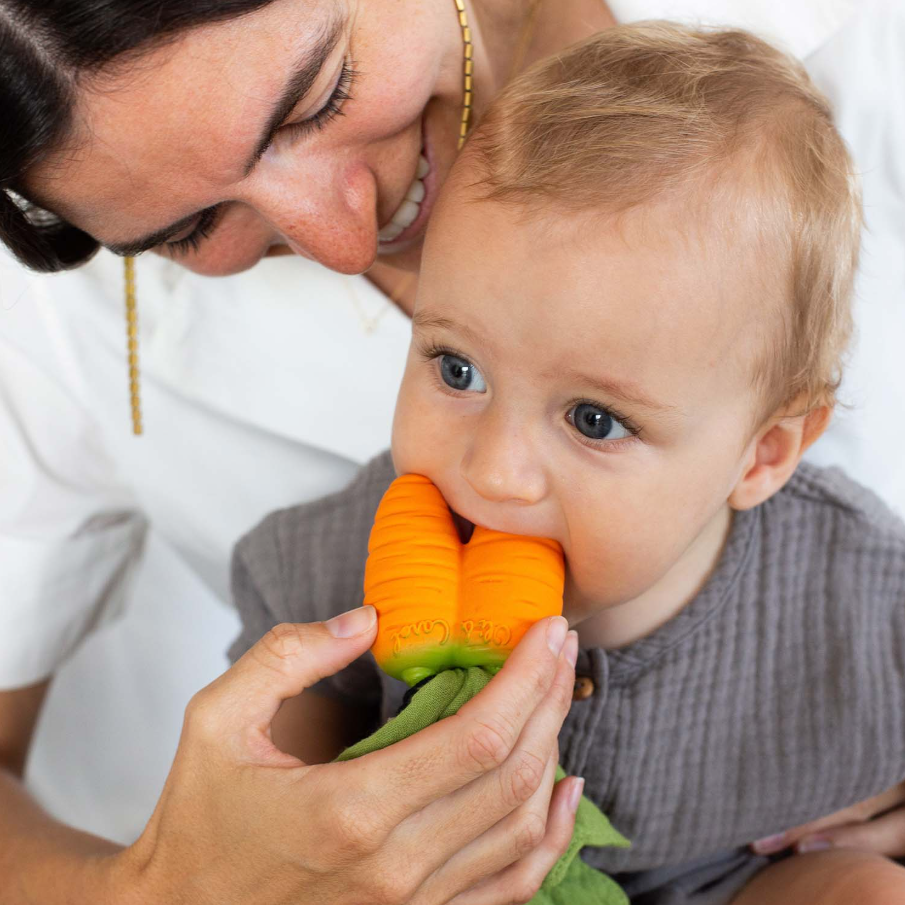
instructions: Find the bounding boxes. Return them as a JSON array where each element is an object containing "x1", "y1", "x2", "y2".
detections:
[
  {"x1": 109, "y1": 607, "x2": 579, "y2": 905},
  {"x1": 752, "y1": 782, "x2": 905, "y2": 858}
]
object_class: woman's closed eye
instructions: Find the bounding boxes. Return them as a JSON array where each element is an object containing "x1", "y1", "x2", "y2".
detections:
[
  {"x1": 566, "y1": 401, "x2": 638, "y2": 445},
  {"x1": 280, "y1": 58, "x2": 356, "y2": 140},
  {"x1": 163, "y1": 60, "x2": 357, "y2": 257}
]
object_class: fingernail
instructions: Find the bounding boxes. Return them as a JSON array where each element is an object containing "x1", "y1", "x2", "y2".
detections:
[
  {"x1": 547, "y1": 617, "x2": 568, "y2": 655},
  {"x1": 797, "y1": 836, "x2": 832, "y2": 854},
  {"x1": 751, "y1": 832, "x2": 788, "y2": 855},
  {"x1": 564, "y1": 630, "x2": 579, "y2": 667},
  {"x1": 326, "y1": 605, "x2": 377, "y2": 638},
  {"x1": 568, "y1": 777, "x2": 585, "y2": 813}
]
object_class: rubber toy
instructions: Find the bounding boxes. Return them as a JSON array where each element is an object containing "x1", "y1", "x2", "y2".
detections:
[
  {"x1": 350, "y1": 474, "x2": 630, "y2": 905},
  {"x1": 364, "y1": 473, "x2": 565, "y2": 686}
]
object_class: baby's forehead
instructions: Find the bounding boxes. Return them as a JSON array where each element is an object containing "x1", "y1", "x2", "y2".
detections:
[{"x1": 424, "y1": 182, "x2": 777, "y2": 409}]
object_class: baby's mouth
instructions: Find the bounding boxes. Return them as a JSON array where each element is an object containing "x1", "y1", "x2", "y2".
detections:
[{"x1": 449, "y1": 508, "x2": 476, "y2": 544}]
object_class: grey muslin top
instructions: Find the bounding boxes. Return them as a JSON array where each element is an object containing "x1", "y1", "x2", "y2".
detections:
[{"x1": 229, "y1": 451, "x2": 905, "y2": 903}]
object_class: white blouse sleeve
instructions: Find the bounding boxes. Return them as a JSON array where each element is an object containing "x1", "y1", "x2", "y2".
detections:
[{"x1": 0, "y1": 256, "x2": 147, "y2": 689}]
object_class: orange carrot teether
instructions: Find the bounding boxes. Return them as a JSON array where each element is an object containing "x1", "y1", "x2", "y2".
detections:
[{"x1": 364, "y1": 474, "x2": 565, "y2": 686}]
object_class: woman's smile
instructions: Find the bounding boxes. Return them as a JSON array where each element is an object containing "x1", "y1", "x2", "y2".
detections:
[{"x1": 375, "y1": 103, "x2": 442, "y2": 254}]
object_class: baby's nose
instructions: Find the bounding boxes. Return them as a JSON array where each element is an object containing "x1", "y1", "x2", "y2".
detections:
[{"x1": 460, "y1": 411, "x2": 547, "y2": 506}]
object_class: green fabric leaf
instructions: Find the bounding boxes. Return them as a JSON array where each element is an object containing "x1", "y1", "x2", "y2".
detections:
[{"x1": 335, "y1": 667, "x2": 629, "y2": 905}]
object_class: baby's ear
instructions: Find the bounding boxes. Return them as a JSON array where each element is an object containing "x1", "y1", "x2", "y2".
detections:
[{"x1": 729, "y1": 402, "x2": 832, "y2": 511}]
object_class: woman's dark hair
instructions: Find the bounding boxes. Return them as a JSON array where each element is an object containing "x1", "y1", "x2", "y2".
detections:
[{"x1": 1, "y1": 1, "x2": 276, "y2": 271}]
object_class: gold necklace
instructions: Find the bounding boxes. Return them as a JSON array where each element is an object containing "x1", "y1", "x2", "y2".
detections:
[
  {"x1": 124, "y1": 255, "x2": 142, "y2": 435},
  {"x1": 122, "y1": 0, "x2": 475, "y2": 433},
  {"x1": 345, "y1": 276, "x2": 392, "y2": 335},
  {"x1": 454, "y1": 0, "x2": 475, "y2": 150}
]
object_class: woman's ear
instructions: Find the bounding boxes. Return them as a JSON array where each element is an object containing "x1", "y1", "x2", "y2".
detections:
[{"x1": 729, "y1": 404, "x2": 832, "y2": 511}]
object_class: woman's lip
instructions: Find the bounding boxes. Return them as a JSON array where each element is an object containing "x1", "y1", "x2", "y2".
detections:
[{"x1": 377, "y1": 116, "x2": 438, "y2": 253}]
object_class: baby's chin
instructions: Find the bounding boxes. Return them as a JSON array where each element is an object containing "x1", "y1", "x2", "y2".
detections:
[{"x1": 561, "y1": 567, "x2": 649, "y2": 624}]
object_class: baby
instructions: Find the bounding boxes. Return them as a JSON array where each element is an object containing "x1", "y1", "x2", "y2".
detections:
[{"x1": 229, "y1": 23, "x2": 905, "y2": 905}]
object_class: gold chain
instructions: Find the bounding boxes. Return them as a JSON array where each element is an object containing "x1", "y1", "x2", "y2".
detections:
[
  {"x1": 124, "y1": 255, "x2": 142, "y2": 435},
  {"x1": 454, "y1": 0, "x2": 474, "y2": 149}
]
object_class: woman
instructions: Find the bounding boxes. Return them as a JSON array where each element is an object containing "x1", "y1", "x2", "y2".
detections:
[{"x1": 1, "y1": 0, "x2": 902, "y2": 902}]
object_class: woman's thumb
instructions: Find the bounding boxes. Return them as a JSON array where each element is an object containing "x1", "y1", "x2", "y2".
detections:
[{"x1": 195, "y1": 607, "x2": 378, "y2": 753}]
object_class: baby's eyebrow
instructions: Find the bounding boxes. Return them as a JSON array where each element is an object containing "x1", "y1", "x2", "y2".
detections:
[
  {"x1": 556, "y1": 367, "x2": 679, "y2": 415},
  {"x1": 412, "y1": 312, "x2": 483, "y2": 348}
]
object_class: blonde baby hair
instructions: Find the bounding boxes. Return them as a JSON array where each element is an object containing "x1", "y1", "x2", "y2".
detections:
[{"x1": 471, "y1": 23, "x2": 862, "y2": 419}]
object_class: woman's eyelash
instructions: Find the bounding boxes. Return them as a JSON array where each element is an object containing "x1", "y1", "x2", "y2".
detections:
[
  {"x1": 164, "y1": 62, "x2": 356, "y2": 257},
  {"x1": 165, "y1": 204, "x2": 223, "y2": 256},
  {"x1": 283, "y1": 60, "x2": 357, "y2": 138}
]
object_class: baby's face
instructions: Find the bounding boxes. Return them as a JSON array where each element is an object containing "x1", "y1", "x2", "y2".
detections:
[{"x1": 393, "y1": 186, "x2": 770, "y2": 624}]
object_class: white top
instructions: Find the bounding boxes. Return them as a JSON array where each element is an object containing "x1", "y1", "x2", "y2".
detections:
[
  {"x1": 0, "y1": 249, "x2": 412, "y2": 687},
  {"x1": 3, "y1": 0, "x2": 902, "y2": 844}
]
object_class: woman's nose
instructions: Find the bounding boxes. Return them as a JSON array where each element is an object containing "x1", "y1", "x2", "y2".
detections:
[
  {"x1": 460, "y1": 408, "x2": 548, "y2": 506},
  {"x1": 251, "y1": 158, "x2": 379, "y2": 274}
]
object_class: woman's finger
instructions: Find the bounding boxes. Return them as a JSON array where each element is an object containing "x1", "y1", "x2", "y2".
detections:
[
  {"x1": 183, "y1": 610, "x2": 378, "y2": 764},
  {"x1": 346, "y1": 616, "x2": 571, "y2": 827},
  {"x1": 400, "y1": 632, "x2": 576, "y2": 869},
  {"x1": 442, "y1": 774, "x2": 584, "y2": 905},
  {"x1": 409, "y1": 748, "x2": 560, "y2": 903},
  {"x1": 794, "y1": 808, "x2": 905, "y2": 858}
]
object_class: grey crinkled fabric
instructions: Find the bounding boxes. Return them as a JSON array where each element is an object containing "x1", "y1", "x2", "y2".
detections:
[{"x1": 230, "y1": 453, "x2": 905, "y2": 904}]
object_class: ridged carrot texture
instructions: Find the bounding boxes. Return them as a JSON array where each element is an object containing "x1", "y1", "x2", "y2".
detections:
[{"x1": 364, "y1": 474, "x2": 565, "y2": 686}]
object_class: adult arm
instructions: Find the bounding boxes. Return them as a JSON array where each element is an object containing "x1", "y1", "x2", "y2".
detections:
[{"x1": 0, "y1": 681, "x2": 125, "y2": 904}]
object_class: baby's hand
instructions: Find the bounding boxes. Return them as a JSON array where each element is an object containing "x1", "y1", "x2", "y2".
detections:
[{"x1": 752, "y1": 781, "x2": 905, "y2": 857}]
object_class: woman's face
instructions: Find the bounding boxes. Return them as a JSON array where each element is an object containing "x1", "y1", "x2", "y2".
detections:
[{"x1": 26, "y1": 0, "x2": 466, "y2": 275}]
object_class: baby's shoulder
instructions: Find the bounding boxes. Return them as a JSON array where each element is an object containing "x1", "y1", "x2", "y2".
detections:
[
  {"x1": 777, "y1": 461, "x2": 905, "y2": 549},
  {"x1": 233, "y1": 450, "x2": 396, "y2": 621},
  {"x1": 762, "y1": 463, "x2": 905, "y2": 617}
]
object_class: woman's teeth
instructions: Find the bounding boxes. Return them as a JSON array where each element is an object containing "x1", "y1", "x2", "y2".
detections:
[{"x1": 379, "y1": 154, "x2": 430, "y2": 243}]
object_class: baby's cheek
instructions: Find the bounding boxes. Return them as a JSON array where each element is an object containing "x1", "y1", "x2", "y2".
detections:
[
  {"x1": 391, "y1": 380, "x2": 447, "y2": 474},
  {"x1": 566, "y1": 511, "x2": 677, "y2": 604}
]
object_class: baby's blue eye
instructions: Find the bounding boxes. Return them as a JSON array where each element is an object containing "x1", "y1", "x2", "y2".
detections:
[
  {"x1": 569, "y1": 403, "x2": 631, "y2": 441},
  {"x1": 439, "y1": 354, "x2": 487, "y2": 393}
]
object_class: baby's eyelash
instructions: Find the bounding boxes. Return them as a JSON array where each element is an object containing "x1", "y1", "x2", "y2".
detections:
[
  {"x1": 419, "y1": 342, "x2": 643, "y2": 439},
  {"x1": 567, "y1": 397, "x2": 643, "y2": 441},
  {"x1": 417, "y1": 341, "x2": 470, "y2": 364}
]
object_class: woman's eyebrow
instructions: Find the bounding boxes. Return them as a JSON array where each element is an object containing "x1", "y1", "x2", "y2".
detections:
[{"x1": 102, "y1": 13, "x2": 346, "y2": 258}]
